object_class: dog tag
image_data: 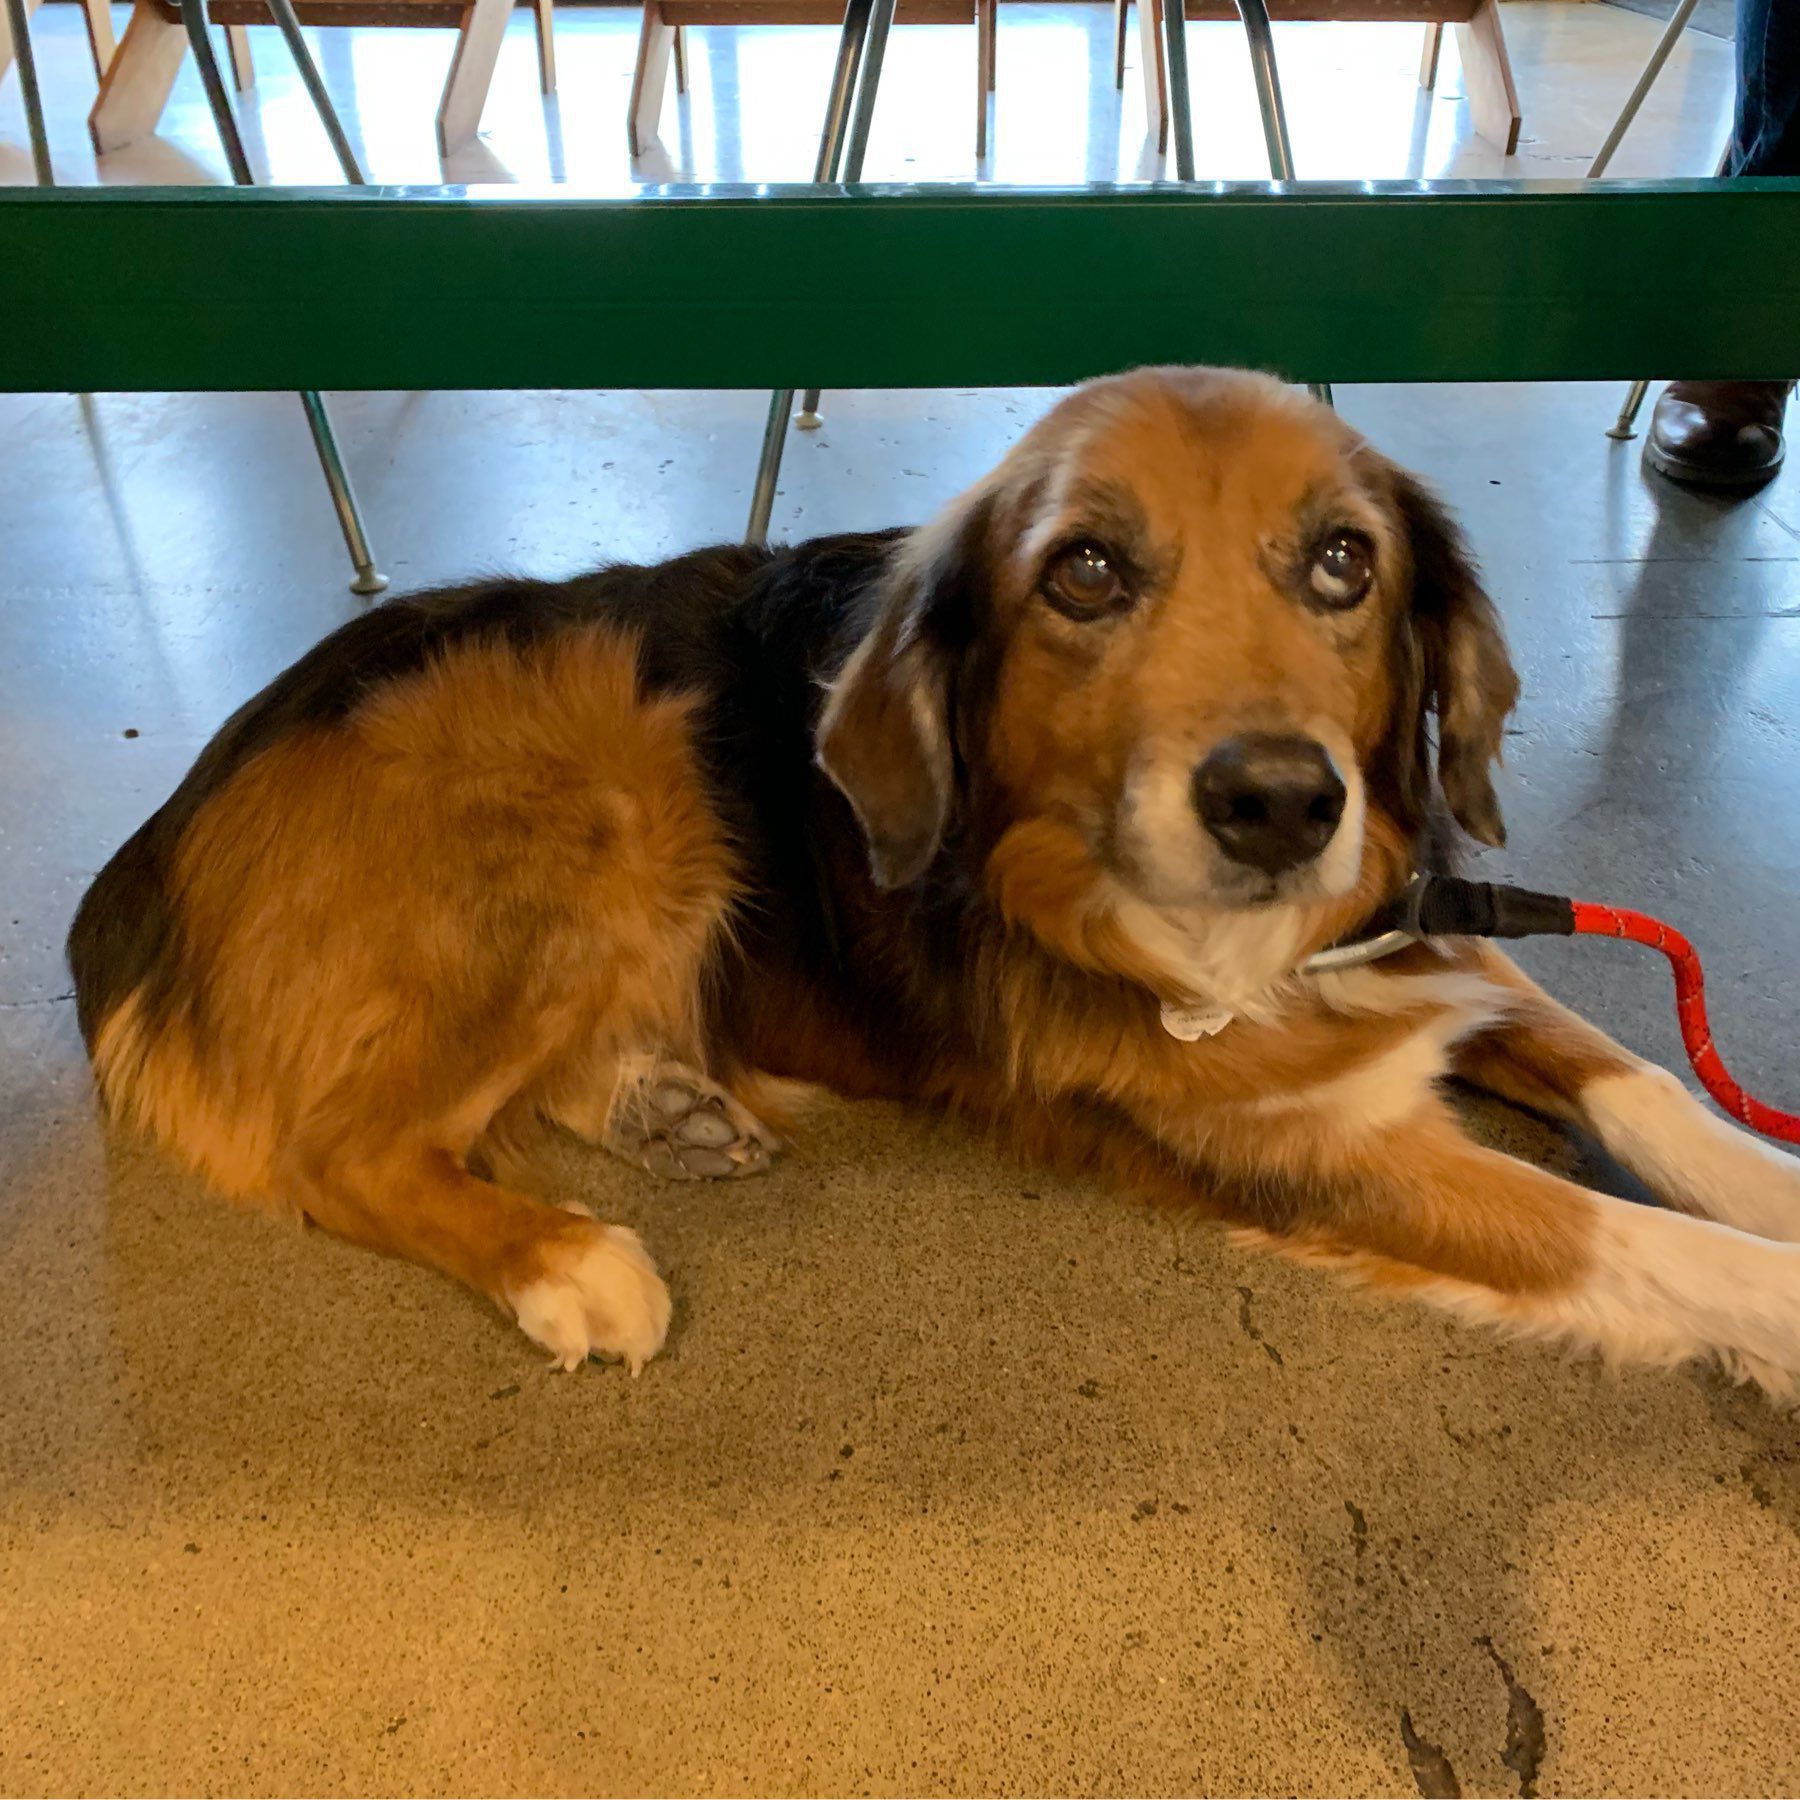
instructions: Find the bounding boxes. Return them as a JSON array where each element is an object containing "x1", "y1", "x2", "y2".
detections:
[{"x1": 1160, "y1": 1001, "x2": 1235, "y2": 1041}]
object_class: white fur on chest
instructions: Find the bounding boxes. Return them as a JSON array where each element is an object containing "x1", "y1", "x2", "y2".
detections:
[
  {"x1": 1114, "y1": 892, "x2": 1512, "y2": 1131},
  {"x1": 1111, "y1": 896, "x2": 1309, "y2": 1023}
]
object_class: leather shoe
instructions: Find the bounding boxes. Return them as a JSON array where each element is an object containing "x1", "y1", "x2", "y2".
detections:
[{"x1": 1645, "y1": 380, "x2": 1792, "y2": 489}]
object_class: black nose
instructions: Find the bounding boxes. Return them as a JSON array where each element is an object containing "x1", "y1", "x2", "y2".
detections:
[{"x1": 1192, "y1": 734, "x2": 1347, "y2": 876}]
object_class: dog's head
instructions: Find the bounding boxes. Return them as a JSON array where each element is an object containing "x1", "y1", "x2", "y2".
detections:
[{"x1": 816, "y1": 368, "x2": 1517, "y2": 956}]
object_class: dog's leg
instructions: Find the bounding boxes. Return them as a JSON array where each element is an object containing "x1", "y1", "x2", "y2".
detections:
[
  {"x1": 1215, "y1": 1095, "x2": 1800, "y2": 1398},
  {"x1": 996, "y1": 1079, "x2": 1800, "y2": 1393},
  {"x1": 1453, "y1": 946, "x2": 1800, "y2": 1244},
  {"x1": 600, "y1": 1053, "x2": 780, "y2": 1181},
  {"x1": 289, "y1": 1145, "x2": 672, "y2": 1372}
]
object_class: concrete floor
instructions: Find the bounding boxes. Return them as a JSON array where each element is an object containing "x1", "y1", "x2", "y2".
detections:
[{"x1": 6, "y1": 3, "x2": 1800, "y2": 1795}]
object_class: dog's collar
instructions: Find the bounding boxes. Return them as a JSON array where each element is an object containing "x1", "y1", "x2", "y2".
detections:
[
  {"x1": 1157, "y1": 875, "x2": 1427, "y2": 1041},
  {"x1": 1298, "y1": 872, "x2": 1430, "y2": 975}
]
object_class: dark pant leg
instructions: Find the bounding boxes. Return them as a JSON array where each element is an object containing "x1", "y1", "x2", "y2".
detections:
[{"x1": 1731, "y1": 0, "x2": 1800, "y2": 175}]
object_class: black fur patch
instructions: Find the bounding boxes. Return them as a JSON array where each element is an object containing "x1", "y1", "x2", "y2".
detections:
[{"x1": 65, "y1": 537, "x2": 898, "y2": 1051}]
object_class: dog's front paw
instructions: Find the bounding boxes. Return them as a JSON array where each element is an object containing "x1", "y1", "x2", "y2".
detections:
[
  {"x1": 509, "y1": 1223, "x2": 672, "y2": 1374},
  {"x1": 605, "y1": 1060, "x2": 780, "y2": 1181}
]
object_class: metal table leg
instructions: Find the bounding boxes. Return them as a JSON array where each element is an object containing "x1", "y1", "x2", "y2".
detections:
[
  {"x1": 746, "y1": 398, "x2": 796, "y2": 551},
  {"x1": 795, "y1": 0, "x2": 873, "y2": 437},
  {"x1": 1160, "y1": 0, "x2": 1194, "y2": 182},
  {"x1": 299, "y1": 390, "x2": 385, "y2": 592},
  {"x1": 1587, "y1": 0, "x2": 1700, "y2": 180},
  {"x1": 1234, "y1": 0, "x2": 1292, "y2": 180},
  {"x1": 1605, "y1": 379, "x2": 1653, "y2": 442},
  {"x1": 787, "y1": 0, "x2": 894, "y2": 441},
  {"x1": 1233, "y1": 0, "x2": 1331, "y2": 407},
  {"x1": 746, "y1": 0, "x2": 882, "y2": 546},
  {"x1": 1591, "y1": 0, "x2": 1702, "y2": 440},
  {"x1": 173, "y1": 0, "x2": 386, "y2": 593},
  {"x1": 2, "y1": 0, "x2": 54, "y2": 185},
  {"x1": 839, "y1": 0, "x2": 893, "y2": 183},
  {"x1": 175, "y1": 0, "x2": 253, "y2": 178},
  {"x1": 262, "y1": 0, "x2": 365, "y2": 184}
]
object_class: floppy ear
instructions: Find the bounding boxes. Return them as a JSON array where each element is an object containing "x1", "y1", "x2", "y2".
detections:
[
  {"x1": 1389, "y1": 467, "x2": 1520, "y2": 848},
  {"x1": 815, "y1": 495, "x2": 992, "y2": 889}
]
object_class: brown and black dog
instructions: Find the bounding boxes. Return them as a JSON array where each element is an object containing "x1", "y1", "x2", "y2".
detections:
[{"x1": 69, "y1": 368, "x2": 1800, "y2": 1389}]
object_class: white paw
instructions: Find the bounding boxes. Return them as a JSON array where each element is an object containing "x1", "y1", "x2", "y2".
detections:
[{"x1": 509, "y1": 1224, "x2": 672, "y2": 1375}]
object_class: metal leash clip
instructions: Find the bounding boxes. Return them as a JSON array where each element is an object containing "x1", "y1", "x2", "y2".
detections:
[{"x1": 1299, "y1": 873, "x2": 1429, "y2": 975}]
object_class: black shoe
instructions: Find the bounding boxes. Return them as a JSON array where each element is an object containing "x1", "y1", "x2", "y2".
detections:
[{"x1": 1645, "y1": 380, "x2": 1792, "y2": 490}]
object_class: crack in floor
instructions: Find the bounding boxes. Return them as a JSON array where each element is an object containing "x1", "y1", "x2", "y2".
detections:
[
  {"x1": 1233, "y1": 1285, "x2": 1283, "y2": 1366},
  {"x1": 1477, "y1": 1636, "x2": 1547, "y2": 1798},
  {"x1": 1400, "y1": 1709, "x2": 1463, "y2": 1798}
]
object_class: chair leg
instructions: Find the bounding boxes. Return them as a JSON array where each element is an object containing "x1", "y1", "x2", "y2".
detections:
[
  {"x1": 746, "y1": 0, "x2": 880, "y2": 546},
  {"x1": 532, "y1": 0, "x2": 555, "y2": 94},
  {"x1": 173, "y1": 0, "x2": 387, "y2": 595},
  {"x1": 1605, "y1": 380, "x2": 1653, "y2": 443},
  {"x1": 226, "y1": 22, "x2": 253, "y2": 89},
  {"x1": 628, "y1": 6, "x2": 674, "y2": 156},
  {"x1": 1, "y1": 0, "x2": 53, "y2": 183},
  {"x1": 1233, "y1": 1, "x2": 1331, "y2": 407},
  {"x1": 1112, "y1": 0, "x2": 1127, "y2": 89},
  {"x1": 1417, "y1": 20, "x2": 1440, "y2": 89},
  {"x1": 982, "y1": 0, "x2": 994, "y2": 90},
  {"x1": 78, "y1": 0, "x2": 116, "y2": 78},
  {"x1": 1587, "y1": 0, "x2": 1699, "y2": 178},
  {"x1": 673, "y1": 22, "x2": 685, "y2": 93},
  {"x1": 1454, "y1": 0, "x2": 1520, "y2": 156},
  {"x1": 436, "y1": 0, "x2": 512, "y2": 156},
  {"x1": 87, "y1": 0, "x2": 188, "y2": 154}
]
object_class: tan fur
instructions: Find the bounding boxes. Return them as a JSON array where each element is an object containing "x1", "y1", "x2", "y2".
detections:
[
  {"x1": 1450, "y1": 944, "x2": 1638, "y2": 1125},
  {"x1": 93, "y1": 626, "x2": 734, "y2": 1314}
]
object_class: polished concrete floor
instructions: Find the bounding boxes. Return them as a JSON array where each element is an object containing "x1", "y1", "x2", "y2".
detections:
[{"x1": 6, "y1": 3, "x2": 1800, "y2": 1796}]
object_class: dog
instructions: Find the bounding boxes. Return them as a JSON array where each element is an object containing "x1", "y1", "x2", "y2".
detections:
[{"x1": 67, "y1": 367, "x2": 1800, "y2": 1391}]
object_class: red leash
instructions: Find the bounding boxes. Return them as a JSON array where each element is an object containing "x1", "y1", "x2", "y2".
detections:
[
  {"x1": 1567, "y1": 901, "x2": 1800, "y2": 1147},
  {"x1": 1389, "y1": 877, "x2": 1800, "y2": 1148}
]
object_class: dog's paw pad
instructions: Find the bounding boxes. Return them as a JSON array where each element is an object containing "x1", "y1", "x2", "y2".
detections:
[
  {"x1": 510, "y1": 1223, "x2": 672, "y2": 1374},
  {"x1": 606, "y1": 1061, "x2": 779, "y2": 1181},
  {"x1": 676, "y1": 1110, "x2": 738, "y2": 1149},
  {"x1": 650, "y1": 1080, "x2": 699, "y2": 1117}
]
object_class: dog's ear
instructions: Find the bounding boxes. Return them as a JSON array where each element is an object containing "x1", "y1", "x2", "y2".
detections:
[
  {"x1": 1388, "y1": 466, "x2": 1519, "y2": 848},
  {"x1": 815, "y1": 495, "x2": 993, "y2": 889}
]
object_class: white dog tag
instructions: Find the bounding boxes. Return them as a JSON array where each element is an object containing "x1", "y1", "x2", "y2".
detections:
[{"x1": 1160, "y1": 1001, "x2": 1235, "y2": 1041}]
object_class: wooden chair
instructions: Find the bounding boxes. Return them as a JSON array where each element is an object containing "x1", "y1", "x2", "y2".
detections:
[
  {"x1": 1116, "y1": 0, "x2": 1520, "y2": 158},
  {"x1": 88, "y1": 0, "x2": 556, "y2": 160},
  {"x1": 630, "y1": 0, "x2": 998, "y2": 160},
  {"x1": 1, "y1": 0, "x2": 116, "y2": 89}
]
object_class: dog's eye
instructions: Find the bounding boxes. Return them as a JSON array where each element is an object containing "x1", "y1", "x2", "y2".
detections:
[
  {"x1": 1309, "y1": 529, "x2": 1375, "y2": 607},
  {"x1": 1042, "y1": 541, "x2": 1127, "y2": 618}
]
